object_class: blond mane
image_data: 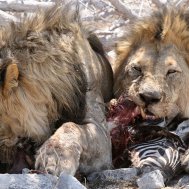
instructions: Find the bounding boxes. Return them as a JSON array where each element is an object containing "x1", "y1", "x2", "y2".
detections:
[
  {"x1": 115, "y1": 6, "x2": 189, "y2": 76},
  {"x1": 0, "y1": 6, "x2": 88, "y2": 154}
]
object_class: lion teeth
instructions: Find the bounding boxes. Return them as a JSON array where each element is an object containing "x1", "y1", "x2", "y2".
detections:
[
  {"x1": 140, "y1": 107, "x2": 146, "y2": 119},
  {"x1": 140, "y1": 108, "x2": 158, "y2": 120},
  {"x1": 146, "y1": 115, "x2": 156, "y2": 120}
]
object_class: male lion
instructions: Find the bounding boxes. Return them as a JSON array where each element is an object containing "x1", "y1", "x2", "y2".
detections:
[
  {"x1": 114, "y1": 6, "x2": 189, "y2": 173},
  {"x1": 0, "y1": 5, "x2": 113, "y2": 175}
]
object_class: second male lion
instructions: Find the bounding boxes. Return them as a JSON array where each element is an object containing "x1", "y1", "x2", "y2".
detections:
[
  {"x1": 0, "y1": 5, "x2": 113, "y2": 175},
  {"x1": 114, "y1": 6, "x2": 189, "y2": 172}
]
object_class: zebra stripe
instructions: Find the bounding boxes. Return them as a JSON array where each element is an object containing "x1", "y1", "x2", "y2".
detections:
[{"x1": 129, "y1": 137, "x2": 186, "y2": 180}]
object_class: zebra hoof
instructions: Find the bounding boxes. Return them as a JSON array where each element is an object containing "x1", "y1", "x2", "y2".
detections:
[{"x1": 181, "y1": 149, "x2": 189, "y2": 173}]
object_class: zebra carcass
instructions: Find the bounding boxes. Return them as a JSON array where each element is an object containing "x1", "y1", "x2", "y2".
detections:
[
  {"x1": 107, "y1": 97, "x2": 187, "y2": 182},
  {"x1": 129, "y1": 126, "x2": 186, "y2": 181}
]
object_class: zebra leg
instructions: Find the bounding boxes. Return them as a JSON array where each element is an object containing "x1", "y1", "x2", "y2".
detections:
[
  {"x1": 174, "y1": 119, "x2": 189, "y2": 142},
  {"x1": 182, "y1": 149, "x2": 189, "y2": 173},
  {"x1": 174, "y1": 119, "x2": 189, "y2": 173}
]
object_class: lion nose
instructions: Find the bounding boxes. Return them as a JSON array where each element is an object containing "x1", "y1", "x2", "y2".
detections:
[{"x1": 139, "y1": 91, "x2": 161, "y2": 104}]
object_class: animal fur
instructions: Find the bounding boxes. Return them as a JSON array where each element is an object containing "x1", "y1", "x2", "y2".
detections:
[
  {"x1": 114, "y1": 6, "x2": 189, "y2": 117},
  {"x1": 114, "y1": 5, "x2": 189, "y2": 174},
  {"x1": 114, "y1": 6, "x2": 189, "y2": 76},
  {"x1": 0, "y1": 4, "x2": 113, "y2": 174}
]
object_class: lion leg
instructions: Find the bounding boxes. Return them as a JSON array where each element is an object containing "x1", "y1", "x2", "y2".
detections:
[
  {"x1": 35, "y1": 122, "x2": 83, "y2": 176},
  {"x1": 35, "y1": 122, "x2": 111, "y2": 176},
  {"x1": 35, "y1": 91, "x2": 112, "y2": 176},
  {"x1": 35, "y1": 32, "x2": 113, "y2": 175},
  {"x1": 174, "y1": 119, "x2": 189, "y2": 172}
]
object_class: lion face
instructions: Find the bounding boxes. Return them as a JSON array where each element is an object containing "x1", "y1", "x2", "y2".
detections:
[
  {"x1": 115, "y1": 43, "x2": 188, "y2": 119},
  {"x1": 114, "y1": 7, "x2": 189, "y2": 120}
]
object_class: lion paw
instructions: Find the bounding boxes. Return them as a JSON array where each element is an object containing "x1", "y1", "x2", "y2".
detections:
[
  {"x1": 35, "y1": 121, "x2": 111, "y2": 176},
  {"x1": 35, "y1": 122, "x2": 83, "y2": 176}
]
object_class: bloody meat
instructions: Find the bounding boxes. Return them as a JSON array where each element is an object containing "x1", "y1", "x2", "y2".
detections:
[{"x1": 107, "y1": 96, "x2": 140, "y2": 168}]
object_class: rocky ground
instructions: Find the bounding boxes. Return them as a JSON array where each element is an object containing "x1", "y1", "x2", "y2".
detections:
[
  {"x1": 2, "y1": 168, "x2": 189, "y2": 189},
  {"x1": 0, "y1": 0, "x2": 189, "y2": 189}
]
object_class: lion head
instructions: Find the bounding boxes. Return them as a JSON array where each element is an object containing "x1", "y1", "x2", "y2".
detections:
[{"x1": 114, "y1": 6, "x2": 189, "y2": 121}]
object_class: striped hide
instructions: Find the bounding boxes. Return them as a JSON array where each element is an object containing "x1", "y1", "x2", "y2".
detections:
[{"x1": 129, "y1": 136, "x2": 186, "y2": 181}]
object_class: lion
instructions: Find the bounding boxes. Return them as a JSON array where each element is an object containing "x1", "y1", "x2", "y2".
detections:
[
  {"x1": 113, "y1": 6, "x2": 189, "y2": 173},
  {"x1": 0, "y1": 4, "x2": 113, "y2": 175}
]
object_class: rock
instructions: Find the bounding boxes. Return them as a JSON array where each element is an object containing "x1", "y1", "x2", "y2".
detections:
[
  {"x1": 174, "y1": 120, "x2": 189, "y2": 141},
  {"x1": 177, "y1": 175, "x2": 189, "y2": 188},
  {"x1": 55, "y1": 173, "x2": 87, "y2": 189},
  {"x1": 137, "y1": 170, "x2": 165, "y2": 189},
  {"x1": 87, "y1": 168, "x2": 138, "y2": 182},
  {"x1": 0, "y1": 173, "x2": 57, "y2": 189},
  {"x1": 22, "y1": 168, "x2": 30, "y2": 174},
  {"x1": 0, "y1": 173, "x2": 86, "y2": 189}
]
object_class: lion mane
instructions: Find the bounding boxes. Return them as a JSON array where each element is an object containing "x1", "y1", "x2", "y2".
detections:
[
  {"x1": 0, "y1": 5, "x2": 113, "y2": 164},
  {"x1": 114, "y1": 6, "x2": 189, "y2": 71}
]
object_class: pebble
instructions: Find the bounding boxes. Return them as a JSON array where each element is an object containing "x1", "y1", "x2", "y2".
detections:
[
  {"x1": 55, "y1": 173, "x2": 87, "y2": 189},
  {"x1": 87, "y1": 168, "x2": 138, "y2": 182}
]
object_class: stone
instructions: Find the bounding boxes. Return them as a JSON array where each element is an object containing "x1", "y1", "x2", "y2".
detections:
[
  {"x1": 0, "y1": 173, "x2": 57, "y2": 189},
  {"x1": 0, "y1": 173, "x2": 87, "y2": 189},
  {"x1": 55, "y1": 173, "x2": 87, "y2": 189},
  {"x1": 177, "y1": 175, "x2": 189, "y2": 188},
  {"x1": 87, "y1": 168, "x2": 138, "y2": 182},
  {"x1": 137, "y1": 170, "x2": 165, "y2": 189},
  {"x1": 174, "y1": 119, "x2": 189, "y2": 141}
]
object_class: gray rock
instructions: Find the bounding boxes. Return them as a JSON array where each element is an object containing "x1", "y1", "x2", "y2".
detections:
[
  {"x1": 55, "y1": 173, "x2": 87, "y2": 189},
  {"x1": 0, "y1": 173, "x2": 86, "y2": 189},
  {"x1": 22, "y1": 168, "x2": 30, "y2": 174},
  {"x1": 174, "y1": 119, "x2": 189, "y2": 141},
  {"x1": 87, "y1": 168, "x2": 138, "y2": 182},
  {"x1": 177, "y1": 175, "x2": 189, "y2": 188},
  {"x1": 137, "y1": 170, "x2": 165, "y2": 189},
  {"x1": 0, "y1": 174, "x2": 57, "y2": 189}
]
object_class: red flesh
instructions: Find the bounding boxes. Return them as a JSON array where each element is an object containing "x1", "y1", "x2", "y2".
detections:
[{"x1": 107, "y1": 96, "x2": 140, "y2": 168}]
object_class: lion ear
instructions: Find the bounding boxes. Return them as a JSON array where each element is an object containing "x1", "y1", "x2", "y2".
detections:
[{"x1": 3, "y1": 63, "x2": 19, "y2": 97}]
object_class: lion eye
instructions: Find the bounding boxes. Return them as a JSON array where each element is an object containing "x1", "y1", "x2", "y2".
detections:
[
  {"x1": 167, "y1": 69, "x2": 177, "y2": 76},
  {"x1": 132, "y1": 66, "x2": 142, "y2": 73}
]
